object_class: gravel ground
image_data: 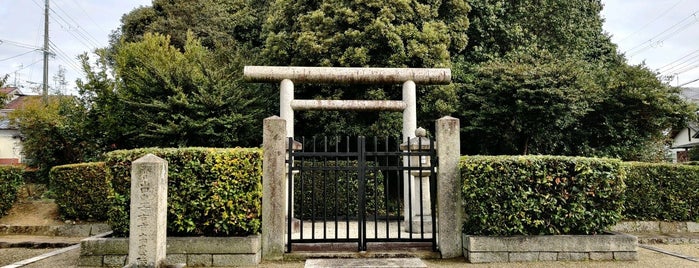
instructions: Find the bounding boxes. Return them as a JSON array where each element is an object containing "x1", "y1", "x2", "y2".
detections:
[
  {"x1": 3, "y1": 245, "x2": 698, "y2": 268},
  {"x1": 0, "y1": 248, "x2": 55, "y2": 266}
]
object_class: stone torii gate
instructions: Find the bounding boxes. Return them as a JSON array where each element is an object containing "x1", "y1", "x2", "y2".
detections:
[
  {"x1": 243, "y1": 66, "x2": 451, "y2": 141},
  {"x1": 246, "y1": 66, "x2": 456, "y2": 258},
  {"x1": 245, "y1": 65, "x2": 450, "y2": 225}
]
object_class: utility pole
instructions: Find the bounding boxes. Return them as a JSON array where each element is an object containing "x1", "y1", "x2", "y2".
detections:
[{"x1": 43, "y1": 0, "x2": 49, "y2": 104}]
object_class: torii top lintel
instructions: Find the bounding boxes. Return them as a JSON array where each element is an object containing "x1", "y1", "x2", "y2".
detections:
[{"x1": 243, "y1": 66, "x2": 451, "y2": 85}]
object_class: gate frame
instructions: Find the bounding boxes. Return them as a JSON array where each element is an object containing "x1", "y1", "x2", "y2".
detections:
[
  {"x1": 286, "y1": 136, "x2": 438, "y2": 252},
  {"x1": 254, "y1": 67, "x2": 461, "y2": 259}
]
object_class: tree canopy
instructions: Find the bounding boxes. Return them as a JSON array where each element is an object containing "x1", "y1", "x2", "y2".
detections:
[{"x1": 10, "y1": 0, "x2": 695, "y2": 170}]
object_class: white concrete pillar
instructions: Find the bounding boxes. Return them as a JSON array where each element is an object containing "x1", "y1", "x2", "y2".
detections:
[
  {"x1": 280, "y1": 79, "x2": 294, "y2": 138},
  {"x1": 402, "y1": 80, "x2": 417, "y2": 224}
]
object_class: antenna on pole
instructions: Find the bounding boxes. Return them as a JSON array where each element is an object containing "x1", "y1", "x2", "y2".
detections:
[{"x1": 43, "y1": 0, "x2": 49, "y2": 104}]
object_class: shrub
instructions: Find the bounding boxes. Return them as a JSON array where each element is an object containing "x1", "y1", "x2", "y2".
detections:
[
  {"x1": 0, "y1": 166, "x2": 25, "y2": 216},
  {"x1": 623, "y1": 162, "x2": 699, "y2": 221},
  {"x1": 461, "y1": 155, "x2": 625, "y2": 236},
  {"x1": 49, "y1": 162, "x2": 109, "y2": 221},
  {"x1": 293, "y1": 160, "x2": 389, "y2": 220},
  {"x1": 104, "y1": 147, "x2": 262, "y2": 237}
]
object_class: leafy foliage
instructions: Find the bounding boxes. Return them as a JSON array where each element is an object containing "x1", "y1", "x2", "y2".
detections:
[
  {"x1": 461, "y1": 155, "x2": 625, "y2": 235},
  {"x1": 260, "y1": 0, "x2": 470, "y2": 137},
  {"x1": 0, "y1": 166, "x2": 24, "y2": 217},
  {"x1": 8, "y1": 96, "x2": 100, "y2": 180},
  {"x1": 623, "y1": 162, "x2": 699, "y2": 221},
  {"x1": 104, "y1": 147, "x2": 262, "y2": 237},
  {"x1": 49, "y1": 162, "x2": 110, "y2": 221},
  {"x1": 452, "y1": 0, "x2": 696, "y2": 159},
  {"x1": 110, "y1": 33, "x2": 264, "y2": 148}
]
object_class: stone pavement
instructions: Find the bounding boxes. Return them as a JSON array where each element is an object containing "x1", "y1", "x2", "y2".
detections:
[{"x1": 1, "y1": 229, "x2": 699, "y2": 267}]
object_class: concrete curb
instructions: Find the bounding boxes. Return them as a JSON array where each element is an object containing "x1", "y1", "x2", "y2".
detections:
[{"x1": 463, "y1": 232, "x2": 638, "y2": 263}]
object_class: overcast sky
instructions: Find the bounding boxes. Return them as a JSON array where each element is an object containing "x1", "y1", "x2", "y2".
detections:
[{"x1": 0, "y1": 0, "x2": 698, "y2": 95}]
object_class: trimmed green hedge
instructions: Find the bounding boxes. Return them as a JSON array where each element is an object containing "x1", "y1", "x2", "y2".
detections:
[
  {"x1": 105, "y1": 147, "x2": 262, "y2": 237},
  {"x1": 50, "y1": 162, "x2": 110, "y2": 221},
  {"x1": 0, "y1": 166, "x2": 25, "y2": 217},
  {"x1": 461, "y1": 155, "x2": 625, "y2": 236},
  {"x1": 623, "y1": 162, "x2": 699, "y2": 221}
]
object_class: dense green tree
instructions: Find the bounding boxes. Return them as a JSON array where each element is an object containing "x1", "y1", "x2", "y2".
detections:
[
  {"x1": 461, "y1": 47, "x2": 600, "y2": 155},
  {"x1": 575, "y1": 63, "x2": 696, "y2": 161},
  {"x1": 117, "y1": 0, "x2": 267, "y2": 50},
  {"x1": 113, "y1": 32, "x2": 264, "y2": 147},
  {"x1": 453, "y1": 0, "x2": 694, "y2": 160},
  {"x1": 261, "y1": 0, "x2": 470, "y2": 137},
  {"x1": 8, "y1": 96, "x2": 97, "y2": 179}
]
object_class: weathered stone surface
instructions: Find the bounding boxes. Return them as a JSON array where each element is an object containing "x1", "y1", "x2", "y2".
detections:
[
  {"x1": 659, "y1": 221, "x2": 685, "y2": 233},
  {"x1": 166, "y1": 236, "x2": 260, "y2": 254},
  {"x1": 212, "y1": 253, "x2": 261, "y2": 267},
  {"x1": 243, "y1": 66, "x2": 452, "y2": 85},
  {"x1": 467, "y1": 252, "x2": 508, "y2": 263},
  {"x1": 610, "y1": 221, "x2": 660, "y2": 233},
  {"x1": 187, "y1": 254, "x2": 212, "y2": 267},
  {"x1": 78, "y1": 255, "x2": 102, "y2": 267},
  {"x1": 262, "y1": 116, "x2": 287, "y2": 261},
  {"x1": 102, "y1": 255, "x2": 126, "y2": 267},
  {"x1": 463, "y1": 233, "x2": 637, "y2": 252},
  {"x1": 589, "y1": 252, "x2": 614, "y2": 261},
  {"x1": 305, "y1": 258, "x2": 427, "y2": 268},
  {"x1": 127, "y1": 154, "x2": 168, "y2": 267},
  {"x1": 614, "y1": 251, "x2": 639, "y2": 261},
  {"x1": 688, "y1": 222, "x2": 699, "y2": 232},
  {"x1": 166, "y1": 254, "x2": 187, "y2": 266},
  {"x1": 509, "y1": 252, "x2": 539, "y2": 262},
  {"x1": 436, "y1": 116, "x2": 462, "y2": 258},
  {"x1": 81, "y1": 238, "x2": 128, "y2": 256},
  {"x1": 557, "y1": 252, "x2": 589, "y2": 261},
  {"x1": 538, "y1": 252, "x2": 557, "y2": 261}
]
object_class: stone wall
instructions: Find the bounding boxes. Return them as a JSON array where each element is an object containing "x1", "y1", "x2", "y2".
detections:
[
  {"x1": 463, "y1": 233, "x2": 638, "y2": 263},
  {"x1": 79, "y1": 236, "x2": 261, "y2": 267}
]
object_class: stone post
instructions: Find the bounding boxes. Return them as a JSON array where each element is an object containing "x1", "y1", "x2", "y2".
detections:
[
  {"x1": 280, "y1": 79, "x2": 294, "y2": 138},
  {"x1": 127, "y1": 154, "x2": 168, "y2": 268},
  {"x1": 262, "y1": 116, "x2": 286, "y2": 260},
  {"x1": 402, "y1": 80, "x2": 417, "y2": 223},
  {"x1": 436, "y1": 116, "x2": 462, "y2": 258}
]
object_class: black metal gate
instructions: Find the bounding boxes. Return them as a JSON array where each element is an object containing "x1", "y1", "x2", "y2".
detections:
[{"x1": 286, "y1": 136, "x2": 437, "y2": 252}]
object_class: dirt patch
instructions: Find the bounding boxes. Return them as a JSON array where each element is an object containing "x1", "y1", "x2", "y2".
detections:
[{"x1": 0, "y1": 200, "x2": 64, "y2": 226}]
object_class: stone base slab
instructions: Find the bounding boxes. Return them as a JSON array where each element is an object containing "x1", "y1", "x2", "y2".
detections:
[
  {"x1": 463, "y1": 233, "x2": 638, "y2": 263},
  {"x1": 610, "y1": 221, "x2": 699, "y2": 233},
  {"x1": 79, "y1": 235, "x2": 260, "y2": 267}
]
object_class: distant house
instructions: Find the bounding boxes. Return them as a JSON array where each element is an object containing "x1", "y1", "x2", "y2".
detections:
[
  {"x1": 0, "y1": 87, "x2": 27, "y2": 165},
  {"x1": 670, "y1": 87, "x2": 699, "y2": 162}
]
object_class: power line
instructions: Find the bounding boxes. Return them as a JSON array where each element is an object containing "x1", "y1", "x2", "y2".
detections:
[
  {"x1": 617, "y1": 0, "x2": 685, "y2": 43},
  {"x1": 0, "y1": 50, "x2": 39, "y2": 62},
  {"x1": 678, "y1": 77, "x2": 699, "y2": 87},
  {"x1": 625, "y1": 11, "x2": 698, "y2": 57},
  {"x1": 657, "y1": 48, "x2": 699, "y2": 72}
]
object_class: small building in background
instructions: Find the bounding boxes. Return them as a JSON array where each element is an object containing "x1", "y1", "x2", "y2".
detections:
[
  {"x1": 670, "y1": 87, "x2": 699, "y2": 162},
  {"x1": 0, "y1": 87, "x2": 26, "y2": 165}
]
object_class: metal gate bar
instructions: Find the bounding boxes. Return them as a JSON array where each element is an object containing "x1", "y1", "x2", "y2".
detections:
[{"x1": 287, "y1": 136, "x2": 437, "y2": 252}]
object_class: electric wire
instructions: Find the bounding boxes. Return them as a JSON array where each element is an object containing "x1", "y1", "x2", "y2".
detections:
[
  {"x1": 625, "y1": 11, "x2": 698, "y2": 57},
  {"x1": 0, "y1": 50, "x2": 39, "y2": 62},
  {"x1": 657, "y1": 49, "x2": 699, "y2": 72},
  {"x1": 617, "y1": 0, "x2": 685, "y2": 43}
]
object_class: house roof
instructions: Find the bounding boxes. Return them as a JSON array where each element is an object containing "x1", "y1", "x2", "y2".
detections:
[
  {"x1": 0, "y1": 87, "x2": 19, "y2": 95},
  {"x1": 3, "y1": 95, "x2": 40, "y2": 110}
]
